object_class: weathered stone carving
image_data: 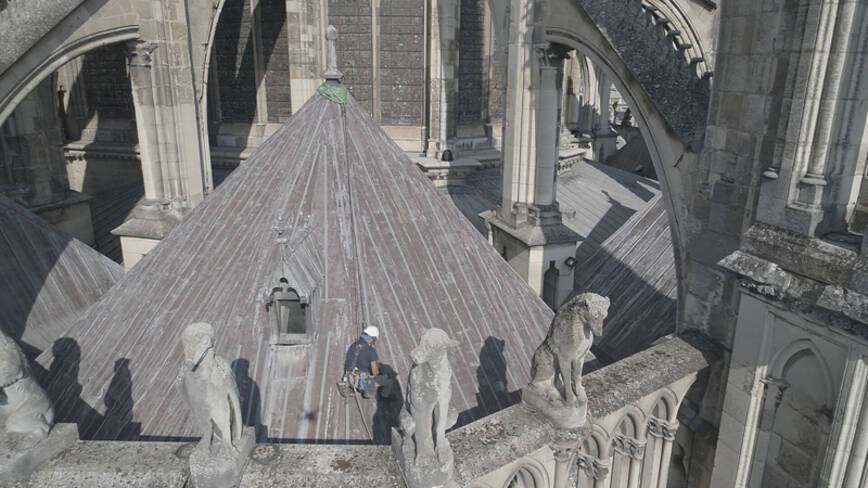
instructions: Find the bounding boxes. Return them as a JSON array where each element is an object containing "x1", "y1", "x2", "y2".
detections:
[
  {"x1": 393, "y1": 328, "x2": 459, "y2": 488},
  {"x1": 523, "y1": 292, "x2": 610, "y2": 430},
  {"x1": 611, "y1": 434, "x2": 645, "y2": 459},
  {"x1": 0, "y1": 331, "x2": 78, "y2": 483},
  {"x1": 0, "y1": 331, "x2": 53, "y2": 436},
  {"x1": 180, "y1": 322, "x2": 254, "y2": 488}
]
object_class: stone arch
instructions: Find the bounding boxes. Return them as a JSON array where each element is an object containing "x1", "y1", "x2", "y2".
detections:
[
  {"x1": 588, "y1": 423, "x2": 613, "y2": 459},
  {"x1": 649, "y1": 387, "x2": 680, "y2": 423},
  {"x1": 614, "y1": 404, "x2": 648, "y2": 439},
  {"x1": 0, "y1": 0, "x2": 140, "y2": 126},
  {"x1": 502, "y1": 457, "x2": 550, "y2": 488},
  {"x1": 544, "y1": 28, "x2": 693, "y2": 314},
  {"x1": 770, "y1": 339, "x2": 836, "y2": 408},
  {"x1": 643, "y1": 0, "x2": 712, "y2": 74}
]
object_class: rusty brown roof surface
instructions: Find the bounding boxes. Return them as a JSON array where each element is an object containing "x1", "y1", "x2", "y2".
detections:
[
  {"x1": 0, "y1": 194, "x2": 122, "y2": 357},
  {"x1": 36, "y1": 88, "x2": 553, "y2": 443}
]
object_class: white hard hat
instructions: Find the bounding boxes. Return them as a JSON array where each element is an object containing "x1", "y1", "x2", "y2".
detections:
[{"x1": 363, "y1": 326, "x2": 379, "y2": 338}]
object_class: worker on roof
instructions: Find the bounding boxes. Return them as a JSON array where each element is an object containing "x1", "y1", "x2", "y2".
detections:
[{"x1": 342, "y1": 326, "x2": 381, "y2": 399}]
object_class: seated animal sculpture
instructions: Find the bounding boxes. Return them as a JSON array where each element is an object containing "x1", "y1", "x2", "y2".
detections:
[
  {"x1": 399, "y1": 328, "x2": 459, "y2": 465},
  {"x1": 180, "y1": 322, "x2": 243, "y2": 452},
  {"x1": 0, "y1": 332, "x2": 54, "y2": 437},
  {"x1": 524, "y1": 293, "x2": 609, "y2": 428}
]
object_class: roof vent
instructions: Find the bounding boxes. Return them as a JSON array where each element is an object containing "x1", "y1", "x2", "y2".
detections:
[{"x1": 265, "y1": 277, "x2": 310, "y2": 345}]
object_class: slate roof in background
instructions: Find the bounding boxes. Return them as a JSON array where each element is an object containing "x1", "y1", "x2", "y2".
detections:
[
  {"x1": 443, "y1": 163, "x2": 676, "y2": 367},
  {"x1": 37, "y1": 84, "x2": 554, "y2": 443},
  {"x1": 0, "y1": 194, "x2": 123, "y2": 357},
  {"x1": 574, "y1": 195, "x2": 677, "y2": 364},
  {"x1": 443, "y1": 160, "x2": 661, "y2": 263}
]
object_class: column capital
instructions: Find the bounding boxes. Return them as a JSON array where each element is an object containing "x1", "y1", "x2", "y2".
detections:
[
  {"x1": 124, "y1": 40, "x2": 158, "y2": 68},
  {"x1": 647, "y1": 417, "x2": 679, "y2": 441},
  {"x1": 576, "y1": 454, "x2": 610, "y2": 480},
  {"x1": 611, "y1": 434, "x2": 646, "y2": 459}
]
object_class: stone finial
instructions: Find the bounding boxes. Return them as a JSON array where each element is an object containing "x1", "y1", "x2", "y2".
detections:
[
  {"x1": 180, "y1": 322, "x2": 254, "y2": 488},
  {"x1": 0, "y1": 331, "x2": 53, "y2": 437},
  {"x1": 523, "y1": 293, "x2": 610, "y2": 431},
  {"x1": 322, "y1": 25, "x2": 343, "y2": 81},
  {"x1": 393, "y1": 328, "x2": 459, "y2": 488}
]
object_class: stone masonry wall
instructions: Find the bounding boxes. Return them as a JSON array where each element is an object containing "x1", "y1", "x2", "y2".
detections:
[
  {"x1": 214, "y1": 0, "x2": 258, "y2": 124},
  {"x1": 457, "y1": 0, "x2": 487, "y2": 126},
  {"x1": 379, "y1": 0, "x2": 425, "y2": 126},
  {"x1": 329, "y1": 0, "x2": 374, "y2": 115}
]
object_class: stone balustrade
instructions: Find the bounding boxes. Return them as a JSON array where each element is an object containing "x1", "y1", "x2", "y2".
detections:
[{"x1": 8, "y1": 335, "x2": 716, "y2": 488}]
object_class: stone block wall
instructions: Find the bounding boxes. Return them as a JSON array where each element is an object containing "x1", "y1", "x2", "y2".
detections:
[
  {"x1": 214, "y1": 0, "x2": 258, "y2": 124},
  {"x1": 329, "y1": 0, "x2": 374, "y2": 114},
  {"x1": 379, "y1": 0, "x2": 425, "y2": 127}
]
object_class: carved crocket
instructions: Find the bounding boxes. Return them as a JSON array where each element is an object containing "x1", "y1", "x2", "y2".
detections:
[
  {"x1": 0, "y1": 332, "x2": 54, "y2": 437},
  {"x1": 528, "y1": 293, "x2": 610, "y2": 407}
]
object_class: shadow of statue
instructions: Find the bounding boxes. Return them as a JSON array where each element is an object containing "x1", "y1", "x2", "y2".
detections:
[
  {"x1": 232, "y1": 358, "x2": 263, "y2": 441},
  {"x1": 372, "y1": 363, "x2": 403, "y2": 445},
  {"x1": 41, "y1": 337, "x2": 104, "y2": 438},
  {"x1": 96, "y1": 358, "x2": 141, "y2": 440},
  {"x1": 458, "y1": 336, "x2": 519, "y2": 425}
]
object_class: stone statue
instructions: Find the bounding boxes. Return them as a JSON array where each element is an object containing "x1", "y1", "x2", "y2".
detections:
[
  {"x1": 393, "y1": 328, "x2": 459, "y2": 488},
  {"x1": 0, "y1": 331, "x2": 53, "y2": 437},
  {"x1": 180, "y1": 322, "x2": 253, "y2": 488},
  {"x1": 523, "y1": 293, "x2": 610, "y2": 430}
]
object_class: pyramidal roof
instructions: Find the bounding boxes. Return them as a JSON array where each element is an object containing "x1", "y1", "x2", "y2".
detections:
[
  {"x1": 0, "y1": 194, "x2": 122, "y2": 357},
  {"x1": 37, "y1": 81, "x2": 554, "y2": 442}
]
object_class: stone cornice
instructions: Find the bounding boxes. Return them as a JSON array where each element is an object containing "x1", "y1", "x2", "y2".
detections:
[
  {"x1": 719, "y1": 249, "x2": 868, "y2": 334},
  {"x1": 739, "y1": 223, "x2": 868, "y2": 294}
]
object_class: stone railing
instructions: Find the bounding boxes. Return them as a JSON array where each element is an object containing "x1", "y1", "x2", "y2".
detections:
[
  {"x1": 570, "y1": 0, "x2": 711, "y2": 150},
  {"x1": 11, "y1": 334, "x2": 717, "y2": 488},
  {"x1": 454, "y1": 333, "x2": 718, "y2": 488}
]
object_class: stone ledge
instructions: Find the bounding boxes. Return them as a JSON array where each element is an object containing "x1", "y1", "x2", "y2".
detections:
[
  {"x1": 450, "y1": 334, "x2": 716, "y2": 484},
  {"x1": 740, "y1": 223, "x2": 868, "y2": 294},
  {"x1": 25, "y1": 440, "x2": 188, "y2": 487},
  {"x1": 720, "y1": 249, "x2": 868, "y2": 333},
  {"x1": 240, "y1": 444, "x2": 403, "y2": 488},
  {"x1": 485, "y1": 213, "x2": 581, "y2": 247}
]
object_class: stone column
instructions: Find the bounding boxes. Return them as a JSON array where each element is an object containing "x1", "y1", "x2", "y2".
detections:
[
  {"x1": 612, "y1": 434, "x2": 646, "y2": 488},
  {"x1": 648, "y1": 417, "x2": 678, "y2": 488},
  {"x1": 747, "y1": 376, "x2": 788, "y2": 485},
  {"x1": 842, "y1": 405, "x2": 868, "y2": 488},
  {"x1": 427, "y1": 0, "x2": 460, "y2": 158},
  {"x1": 592, "y1": 65, "x2": 616, "y2": 163},
  {"x1": 821, "y1": 356, "x2": 868, "y2": 486},
  {"x1": 534, "y1": 62, "x2": 559, "y2": 207},
  {"x1": 125, "y1": 41, "x2": 165, "y2": 204},
  {"x1": 484, "y1": 0, "x2": 578, "y2": 307},
  {"x1": 551, "y1": 438, "x2": 578, "y2": 488},
  {"x1": 577, "y1": 454, "x2": 611, "y2": 488},
  {"x1": 757, "y1": 0, "x2": 868, "y2": 236}
]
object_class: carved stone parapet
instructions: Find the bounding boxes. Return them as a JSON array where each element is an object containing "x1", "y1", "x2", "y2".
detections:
[
  {"x1": 611, "y1": 434, "x2": 645, "y2": 459},
  {"x1": 647, "y1": 417, "x2": 678, "y2": 441},
  {"x1": 576, "y1": 454, "x2": 610, "y2": 480}
]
